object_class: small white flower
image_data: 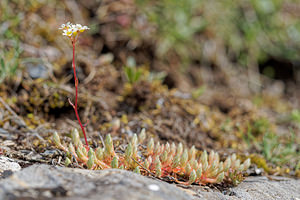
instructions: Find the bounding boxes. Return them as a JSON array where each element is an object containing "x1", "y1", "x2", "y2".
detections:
[
  {"x1": 59, "y1": 24, "x2": 66, "y2": 29},
  {"x1": 62, "y1": 30, "x2": 68, "y2": 36},
  {"x1": 59, "y1": 22, "x2": 89, "y2": 38},
  {"x1": 76, "y1": 24, "x2": 82, "y2": 29}
]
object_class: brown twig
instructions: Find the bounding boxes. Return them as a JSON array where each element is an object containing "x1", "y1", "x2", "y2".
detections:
[
  {"x1": 131, "y1": 157, "x2": 156, "y2": 177},
  {"x1": 0, "y1": 97, "x2": 46, "y2": 142},
  {"x1": 0, "y1": 97, "x2": 26, "y2": 127}
]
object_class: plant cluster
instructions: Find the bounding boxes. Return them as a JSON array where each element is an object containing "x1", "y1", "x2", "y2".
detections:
[{"x1": 53, "y1": 129, "x2": 250, "y2": 185}]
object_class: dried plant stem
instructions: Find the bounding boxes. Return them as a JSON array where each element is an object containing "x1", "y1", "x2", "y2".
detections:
[
  {"x1": 69, "y1": 40, "x2": 88, "y2": 146},
  {"x1": 0, "y1": 97, "x2": 26, "y2": 127}
]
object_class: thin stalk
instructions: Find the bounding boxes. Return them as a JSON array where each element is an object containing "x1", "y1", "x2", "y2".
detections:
[{"x1": 70, "y1": 40, "x2": 88, "y2": 146}]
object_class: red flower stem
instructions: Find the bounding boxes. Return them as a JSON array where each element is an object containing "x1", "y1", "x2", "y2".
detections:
[{"x1": 71, "y1": 40, "x2": 88, "y2": 146}]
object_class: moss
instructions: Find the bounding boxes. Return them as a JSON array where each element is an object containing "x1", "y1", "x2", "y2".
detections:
[{"x1": 249, "y1": 154, "x2": 271, "y2": 173}]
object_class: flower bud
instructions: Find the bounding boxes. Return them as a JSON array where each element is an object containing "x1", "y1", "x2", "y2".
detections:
[
  {"x1": 155, "y1": 157, "x2": 162, "y2": 177},
  {"x1": 190, "y1": 159, "x2": 198, "y2": 170},
  {"x1": 53, "y1": 132, "x2": 61, "y2": 146},
  {"x1": 76, "y1": 147, "x2": 88, "y2": 162},
  {"x1": 65, "y1": 157, "x2": 71, "y2": 166},
  {"x1": 210, "y1": 167, "x2": 219, "y2": 177},
  {"x1": 196, "y1": 167, "x2": 202, "y2": 179},
  {"x1": 131, "y1": 134, "x2": 138, "y2": 147},
  {"x1": 125, "y1": 143, "x2": 133, "y2": 164},
  {"x1": 155, "y1": 157, "x2": 162, "y2": 169},
  {"x1": 82, "y1": 146, "x2": 88, "y2": 157},
  {"x1": 189, "y1": 145, "x2": 196, "y2": 160},
  {"x1": 208, "y1": 151, "x2": 215, "y2": 165},
  {"x1": 216, "y1": 172, "x2": 225, "y2": 183},
  {"x1": 231, "y1": 153, "x2": 237, "y2": 162},
  {"x1": 234, "y1": 160, "x2": 240, "y2": 170},
  {"x1": 87, "y1": 149, "x2": 95, "y2": 169},
  {"x1": 125, "y1": 143, "x2": 133, "y2": 157},
  {"x1": 180, "y1": 149, "x2": 188, "y2": 167},
  {"x1": 177, "y1": 143, "x2": 183, "y2": 156},
  {"x1": 203, "y1": 159, "x2": 208, "y2": 172},
  {"x1": 88, "y1": 148, "x2": 95, "y2": 158},
  {"x1": 166, "y1": 153, "x2": 174, "y2": 165},
  {"x1": 105, "y1": 134, "x2": 114, "y2": 156},
  {"x1": 214, "y1": 152, "x2": 220, "y2": 165},
  {"x1": 66, "y1": 151, "x2": 71, "y2": 158},
  {"x1": 160, "y1": 150, "x2": 168, "y2": 163},
  {"x1": 155, "y1": 167, "x2": 162, "y2": 177},
  {"x1": 238, "y1": 164, "x2": 244, "y2": 172},
  {"x1": 200, "y1": 150, "x2": 208, "y2": 165},
  {"x1": 95, "y1": 147, "x2": 104, "y2": 160},
  {"x1": 138, "y1": 128, "x2": 146, "y2": 143},
  {"x1": 161, "y1": 144, "x2": 165, "y2": 152},
  {"x1": 147, "y1": 138, "x2": 154, "y2": 154},
  {"x1": 68, "y1": 143, "x2": 76, "y2": 154},
  {"x1": 154, "y1": 141, "x2": 161, "y2": 155},
  {"x1": 71, "y1": 128, "x2": 80, "y2": 147},
  {"x1": 188, "y1": 170, "x2": 196, "y2": 184},
  {"x1": 172, "y1": 154, "x2": 180, "y2": 168},
  {"x1": 144, "y1": 159, "x2": 150, "y2": 169},
  {"x1": 134, "y1": 166, "x2": 141, "y2": 174},
  {"x1": 147, "y1": 156, "x2": 153, "y2": 165},
  {"x1": 170, "y1": 142, "x2": 176, "y2": 156},
  {"x1": 132, "y1": 144, "x2": 138, "y2": 159},
  {"x1": 111, "y1": 156, "x2": 119, "y2": 168},
  {"x1": 210, "y1": 156, "x2": 218, "y2": 171},
  {"x1": 243, "y1": 158, "x2": 251, "y2": 170},
  {"x1": 78, "y1": 141, "x2": 83, "y2": 152},
  {"x1": 185, "y1": 163, "x2": 192, "y2": 176},
  {"x1": 87, "y1": 153, "x2": 95, "y2": 169},
  {"x1": 78, "y1": 140, "x2": 83, "y2": 149},
  {"x1": 223, "y1": 157, "x2": 231, "y2": 172},
  {"x1": 165, "y1": 142, "x2": 170, "y2": 153},
  {"x1": 217, "y1": 162, "x2": 224, "y2": 173}
]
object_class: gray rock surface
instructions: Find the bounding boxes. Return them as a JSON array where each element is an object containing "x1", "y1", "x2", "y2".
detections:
[
  {"x1": 0, "y1": 164, "x2": 194, "y2": 200},
  {"x1": 194, "y1": 176, "x2": 300, "y2": 200},
  {"x1": 0, "y1": 164, "x2": 299, "y2": 200},
  {"x1": 229, "y1": 176, "x2": 300, "y2": 200},
  {"x1": 0, "y1": 156, "x2": 21, "y2": 173}
]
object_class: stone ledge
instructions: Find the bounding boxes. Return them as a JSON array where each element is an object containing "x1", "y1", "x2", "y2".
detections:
[{"x1": 0, "y1": 164, "x2": 299, "y2": 200}]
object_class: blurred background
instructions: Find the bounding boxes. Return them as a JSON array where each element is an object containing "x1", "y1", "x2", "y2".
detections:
[
  {"x1": 1, "y1": 0, "x2": 300, "y2": 91},
  {"x1": 0, "y1": 0, "x2": 299, "y2": 176}
]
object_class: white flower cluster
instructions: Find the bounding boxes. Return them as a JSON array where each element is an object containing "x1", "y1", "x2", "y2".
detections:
[{"x1": 59, "y1": 22, "x2": 89, "y2": 38}]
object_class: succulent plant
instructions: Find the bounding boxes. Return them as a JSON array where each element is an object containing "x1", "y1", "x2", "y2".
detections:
[{"x1": 53, "y1": 129, "x2": 251, "y2": 185}]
